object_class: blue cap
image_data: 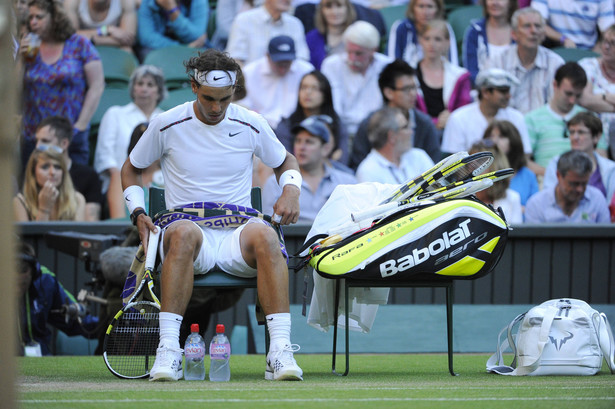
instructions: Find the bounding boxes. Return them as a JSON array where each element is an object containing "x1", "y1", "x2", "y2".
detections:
[
  {"x1": 292, "y1": 115, "x2": 332, "y2": 143},
  {"x1": 268, "y1": 35, "x2": 296, "y2": 62}
]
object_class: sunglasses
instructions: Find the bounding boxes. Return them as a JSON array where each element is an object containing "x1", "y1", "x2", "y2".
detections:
[{"x1": 36, "y1": 143, "x2": 63, "y2": 154}]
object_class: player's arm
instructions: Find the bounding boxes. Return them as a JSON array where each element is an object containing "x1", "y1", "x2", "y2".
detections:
[
  {"x1": 121, "y1": 157, "x2": 157, "y2": 251},
  {"x1": 271, "y1": 151, "x2": 301, "y2": 225}
]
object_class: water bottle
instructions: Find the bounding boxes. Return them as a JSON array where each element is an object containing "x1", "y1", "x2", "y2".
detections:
[
  {"x1": 184, "y1": 323, "x2": 206, "y2": 380},
  {"x1": 209, "y1": 324, "x2": 231, "y2": 381}
]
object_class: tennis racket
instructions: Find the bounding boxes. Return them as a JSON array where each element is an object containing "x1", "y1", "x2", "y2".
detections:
[
  {"x1": 103, "y1": 229, "x2": 162, "y2": 379},
  {"x1": 350, "y1": 168, "x2": 513, "y2": 224},
  {"x1": 379, "y1": 151, "x2": 468, "y2": 205}
]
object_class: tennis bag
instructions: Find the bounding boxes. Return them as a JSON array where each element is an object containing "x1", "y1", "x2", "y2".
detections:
[
  {"x1": 307, "y1": 198, "x2": 509, "y2": 281},
  {"x1": 487, "y1": 299, "x2": 615, "y2": 376}
]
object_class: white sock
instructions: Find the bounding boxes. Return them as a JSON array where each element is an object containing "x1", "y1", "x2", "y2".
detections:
[
  {"x1": 159, "y1": 312, "x2": 182, "y2": 350},
  {"x1": 266, "y1": 312, "x2": 291, "y2": 351}
]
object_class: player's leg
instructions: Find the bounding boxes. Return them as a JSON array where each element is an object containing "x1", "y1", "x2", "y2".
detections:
[
  {"x1": 239, "y1": 222, "x2": 303, "y2": 381},
  {"x1": 150, "y1": 220, "x2": 203, "y2": 382}
]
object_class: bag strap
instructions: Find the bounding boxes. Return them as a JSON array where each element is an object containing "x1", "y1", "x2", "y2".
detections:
[
  {"x1": 513, "y1": 305, "x2": 558, "y2": 376},
  {"x1": 597, "y1": 312, "x2": 615, "y2": 374},
  {"x1": 486, "y1": 313, "x2": 525, "y2": 375}
]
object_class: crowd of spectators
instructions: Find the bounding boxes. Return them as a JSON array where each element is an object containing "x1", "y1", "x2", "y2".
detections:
[{"x1": 13, "y1": 0, "x2": 615, "y2": 224}]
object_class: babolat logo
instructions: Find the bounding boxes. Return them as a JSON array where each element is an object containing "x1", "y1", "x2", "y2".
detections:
[{"x1": 379, "y1": 219, "x2": 488, "y2": 278}]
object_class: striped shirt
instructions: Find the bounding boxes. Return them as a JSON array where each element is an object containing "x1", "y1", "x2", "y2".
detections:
[
  {"x1": 485, "y1": 45, "x2": 564, "y2": 114},
  {"x1": 531, "y1": 0, "x2": 615, "y2": 49},
  {"x1": 525, "y1": 104, "x2": 609, "y2": 168}
]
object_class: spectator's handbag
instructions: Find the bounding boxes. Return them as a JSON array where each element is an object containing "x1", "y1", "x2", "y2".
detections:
[
  {"x1": 303, "y1": 197, "x2": 509, "y2": 281},
  {"x1": 487, "y1": 298, "x2": 615, "y2": 376}
]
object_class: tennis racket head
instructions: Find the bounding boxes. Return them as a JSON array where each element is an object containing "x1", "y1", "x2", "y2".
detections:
[
  {"x1": 103, "y1": 300, "x2": 160, "y2": 379},
  {"x1": 379, "y1": 151, "x2": 469, "y2": 205},
  {"x1": 411, "y1": 151, "x2": 494, "y2": 198}
]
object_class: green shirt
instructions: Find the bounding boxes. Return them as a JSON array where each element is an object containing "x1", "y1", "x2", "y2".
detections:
[{"x1": 525, "y1": 105, "x2": 609, "y2": 168}]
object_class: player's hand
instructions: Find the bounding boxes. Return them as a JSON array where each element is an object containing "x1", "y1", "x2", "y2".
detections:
[
  {"x1": 271, "y1": 185, "x2": 300, "y2": 225},
  {"x1": 136, "y1": 214, "x2": 157, "y2": 254}
]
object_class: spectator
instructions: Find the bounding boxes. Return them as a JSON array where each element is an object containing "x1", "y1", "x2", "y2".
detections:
[
  {"x1": 321, "y1": 20, "x2": 392, "y2": 135},
  {"x1": 238, "y1": 35, "x2": 314, "y2": 128},
  {"x1": 543, "y1": 112, "x2": 615, "y2": 203},
  {"x1": 350, "y1": 59, "x2": 440, "y2": 169},
  {"x1": 387, "y1": 0, "x2": 458, "y2": 68},
  {"x1": 530, "y1": 0, "x2": 615, "y2": 50},
  {"x1": 275, "y1": 70, "x2": 351, "y2": 165},
  {"x1": 469, "y1": 140, "x2": 523, "y2": 224},
  {"x1": 209, "y1": 0, "x2": 259, "y2": 51},
  {"x1": 305, "y1": 0, "x2": 356, "y2": 70},
  {"x1": 65, "y1": 0, "x2": 137, "y2": 52},
  {"x1": 225, "y1": 0, "x2": 309, "y2": 66},
  {"x1": 356, "y1": 106, "x2": 434, "y2": 183},
  {"x1": 94, "y1": 65, "x2": 166, "y2": 218},
  {"x1": 19, "y1": 0, "x2": 104, "y2": 168},
  {"x1": 483, "y1": 119, "x2": 538, "y2": 208},
  {"x1": 415, "y1": 19, "x2": 472, "y2": 132},
  {"x1": 34, "y1": 116, "x2": 103, "y2": 221},
  {"x1": 136, "y1": 0, "x2": 210, "y2": 61},
  {"x1": 525, "y1": 62, "x2": 609, "y2": 176},
  {"x1": 484, "y1": 7, "x2": 564, "y2": 114},
  {"x1": 441, "y1": 68, "x2": 532, "y2": 156},
  {"x1": 14, "y1": 147, "x2": 86, "y2": 221},
  {"x1": 525, "y1": 150, "x2": 610, "y2": 223},
  {"x1": 263, "y1": 115, "x2": 356, "y2": 222},
  {"x1": 578, "y1": 24, "x2": 615, "y2": 157},
  {"x1": 462, "y1": 0, "x2": 517, "y2": 85},
  {"x1": 17, "y1": 241, "x2": 99, "y2": 356}
]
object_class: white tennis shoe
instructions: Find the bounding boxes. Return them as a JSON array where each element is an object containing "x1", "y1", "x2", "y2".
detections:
[
  {"x1": 265, "y1": 344, "x2": 303, "y2": 381},
  {"x1": 149, "y1": 345, "x2": 183, "y2": 381}
]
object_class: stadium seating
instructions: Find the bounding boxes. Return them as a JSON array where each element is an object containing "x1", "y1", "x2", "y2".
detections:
[
  {"x1": 96, "y1": 46, "x2": 139, "y2": 89},
  {"x1": 159, "y1": 87, "x2": 194, "y2": 111},
  {"x1": 552, "y1": 47, "x2": 600, "y2": 63},
  {"x1": 143, "y1": 46, "x2": 199, "y2": 90},
  {"x1": 447, "y1": 4, "x2": 483, "y2": 62}
]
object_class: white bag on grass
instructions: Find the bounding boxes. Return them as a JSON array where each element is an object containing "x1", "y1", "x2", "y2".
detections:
[{"x1": 486, "y1": 298, "x2": 615, "y2": 376}]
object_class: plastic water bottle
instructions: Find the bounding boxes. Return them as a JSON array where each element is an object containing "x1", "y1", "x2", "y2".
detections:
[
  {"x1": 209, "y1": 324, "x2": 231, "y2": 381},
  {"x1": 184, "y1": 323, "x2": 206, "y2": 380}
]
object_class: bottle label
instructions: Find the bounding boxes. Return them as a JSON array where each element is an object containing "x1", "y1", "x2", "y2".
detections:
[
  {"x1": 185, "y1": 343, "x2": 205, "y2": 359},
  {"x1": 210, "y1": 342, "x2": 230, "y2": 360}
]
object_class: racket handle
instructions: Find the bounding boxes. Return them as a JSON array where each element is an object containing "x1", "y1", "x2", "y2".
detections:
[
  {"x1": 145, "y1": 228, "x2": 160, "y2": 271},
  {"x1": 351, "y1": 202, "x2": 398, "y2": 223}
]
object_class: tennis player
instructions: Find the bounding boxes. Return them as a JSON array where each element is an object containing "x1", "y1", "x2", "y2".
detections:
[{"x1": 121, "y1": 49, "x2": 303, "y2": 381}]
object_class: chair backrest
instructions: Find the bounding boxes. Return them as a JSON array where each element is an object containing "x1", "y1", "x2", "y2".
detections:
[
  {"x1": 149, "y1": 186, "x2": 263, "y2": 216},
  {"x1": 96, "y1": 46, "x2": 139, "y2": 89},
  {"x1": 551, "y1": 47, "x2": 600, "y2": 62},
  {"x1": 447, "y1": 4, "x2": 483, "y2": 56},
  {"x1": 159, "y1": 87, "x2": 195, "y2": 111},
  {"x1": 143, "y1": 46, "x2": 200, "y2": 90}
]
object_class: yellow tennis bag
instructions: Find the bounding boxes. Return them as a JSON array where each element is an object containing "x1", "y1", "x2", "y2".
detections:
[{"x1": 305, "y1": 198, "x2": 509, "y2": 281}]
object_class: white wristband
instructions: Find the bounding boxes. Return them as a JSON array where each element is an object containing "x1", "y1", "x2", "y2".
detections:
[
  {"x1": 123, "y1": 185, "x2": 146, "y2": 215},
  {"x1": 279, "y1": 169, "x2": 302, "y2": 191}
]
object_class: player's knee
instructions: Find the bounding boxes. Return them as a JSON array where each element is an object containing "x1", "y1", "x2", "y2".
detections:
[
  {"x1": 164, "y1": 222, "x2": 202, "y2": 255},
  {"x1": 245, "y1": 223, "x2": 280, "y2": 255}
]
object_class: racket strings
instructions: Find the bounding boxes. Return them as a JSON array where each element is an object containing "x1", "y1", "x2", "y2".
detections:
[{"x1": 104, "y1": 302, "x2": 160, "y2": 378}]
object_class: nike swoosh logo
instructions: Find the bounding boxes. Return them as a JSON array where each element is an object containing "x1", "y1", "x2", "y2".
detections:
[
  {"x1": 213, "y1": 76, "x2": 225, "y2": 81},
  {"x1": 229, "y1": 132, "x2": 241, "y2": 137}
]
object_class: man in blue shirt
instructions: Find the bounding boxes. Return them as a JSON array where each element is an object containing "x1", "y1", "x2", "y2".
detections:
[{"x1": 525, "y1": 150, "x2": 610, "y2": 223}]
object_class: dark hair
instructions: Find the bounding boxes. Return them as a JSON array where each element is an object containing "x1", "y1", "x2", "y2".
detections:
[
  {"x1": 557, "y1": 149, "x2": 593, "y2": 177},
  {"x1": 185, "y1": 49, "x2": 244, "y2": 95},
  {"x1": 128, "y1": 123, "x2": 149, "y2": 155},
  {"x1": 554, "y1": 62, "x2": 587, "y2": 89},
  {"x1": 28, "y1": 0, "x2": 75, "y2": 41},
  {"x1": 314, "y1": 0, "x2": 357, "y2": 34},
  {"x1": 289, "y1": 71, "x2": 343, "y2": 152},
  {"x1": 378, "y1": 59, "x2": 416, "y2": 103},
  {"x1": 567, "y1": 111, "x2": 603, "y2": 141},
  {"x1": 18, "y1": 240, "x2": 41, "y2": 280},
  {"x1": 36, "y1": 116, "x2": 73, "y2": 143},
  {"x1": 483, "y1": 120, "x2": 526, "y2": 171}
]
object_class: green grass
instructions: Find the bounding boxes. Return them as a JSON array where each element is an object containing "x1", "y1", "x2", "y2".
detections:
[{"x1": 17, "y1": 354, "x2": 615, "y2": 409}]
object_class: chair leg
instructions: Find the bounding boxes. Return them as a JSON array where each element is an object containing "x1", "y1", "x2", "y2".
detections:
[
  {"x1": 331, "y1": 279, "x2": 341, "y2": 374},
  {"x1": 446, "y1": 282, "x2": 458, "y2": 376}
]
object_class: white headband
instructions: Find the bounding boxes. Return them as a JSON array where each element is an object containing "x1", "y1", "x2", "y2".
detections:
[{"x1": 194, "y1": 70, "x2": 237, "y2": 87}]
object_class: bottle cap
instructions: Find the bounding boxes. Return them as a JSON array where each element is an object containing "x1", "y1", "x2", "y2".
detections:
[
  {"x1": 216, "y1": 324, "x2": 225, "y2": 333},
  {"x1": 191, "y1": 323, "x2": 199, "y2": 333}
]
